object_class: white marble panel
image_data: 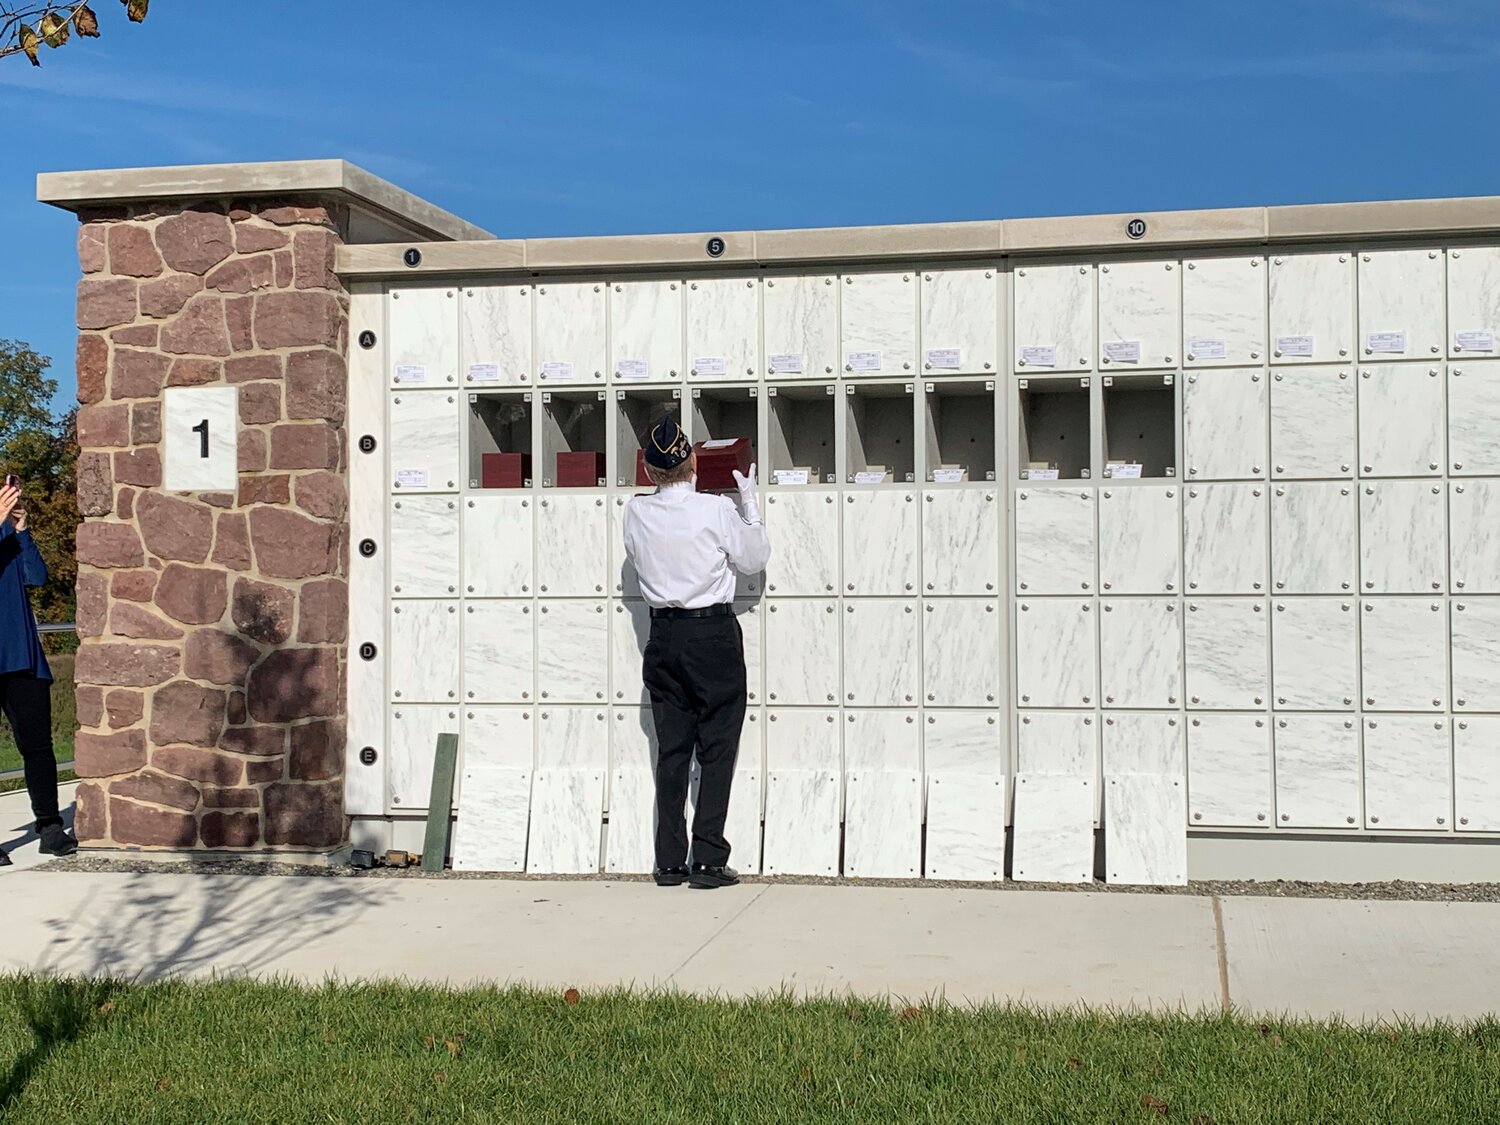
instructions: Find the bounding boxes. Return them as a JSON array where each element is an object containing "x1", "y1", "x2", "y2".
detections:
[
  {"x1": 609, "y1": 601, "x2": 650, "y2": 706},
  {"x1": 609, "y1": 495, "x2": 645, "y2": 597},
  {"x1": 762, "y1": 273, "x2": 838, "y2": 378},
  {"x1": 388, "y1": 704, "x2": 460, "y2": 811},
  {"x1": 1360, "y1": 597, "x2": 1447, "y2": 711},
  {"x1": 1098, "y1": 485, "x2": 1180, "y2": 594},
  {"x1": 762, "y1": 768, "x2": 841, "y2": 875},
  {"x1": 841, "y1": 601, "x2": 919, "y2": 707},
  {"x1": 162, "y1": 386, "x2": 237, "y2": 492},
  {"x1": 1016, "y1": 599, "x2": 1097, "y2": 709},
  {"x1": 610, "y1": 280, "x2": 683, "y2": 383},
  {"x1": 536, "y1": 601, "x2": 609, "y2": 704},
  {"x1": 390, "y1": 495, "x2": 460, "y2": 597},
  {"x1": 1451, "y1": 480, "x2": 1500, "y2": 593},
  {"x1": 924, "y1": 772, "x2": 1006, "y2": 881},
  {"x1": 1271, "y1": 599, "x2": 1357, "y2": 710},
  {"x1": 1014, "y1": 263, "x2": 1094, "y2": 373},
  {"x1": 844, "y1": 770, "x2": 922, "y2": 878},
  {"x1": 1017, "y1": 711, "x2": 1096, "y2": 775},
  {"x1": 463, "y1": 601, "x2": 534, "y2": 704},
  {"x1": 1268, "y1": 252, "x2": 1355, "y2": 365},
  {"x1": 609, "y1": 706, "x2": 657, "y2": 776},
  {"x1": 537, "y1": 705, "x2": 609, "y2": 768},
  {"x1": 1273, "y1": 714, "x2": 1360, "y2": 829},
  {"x1": 1103, "y1": 712, "x2": 1184, "y2": 775},
  {"x1": 920, "y1": 267, "x2": 997, "y2": 375},
  {"x1": 1183, "y1": 483, "x2": 1267, "y2": 594},
  {"x1": 1012, "y1": 774, "x2": 1094, "y2": 883},
  {"x1": 390, "y1": 390, "x2": 461, "y2": 492},
  {"x1": 1183, "y1": 368, "x2": 1267, "y2": 480},
  {"x1": 1358, "y1": 248, "x2": 1446, "y2": 360},
  {"x1": 536, "y1": 494, "x2": 608, "y2": 596},
  {"x1": 534, "y1": 281, "x2": 606, "y2": 383},
  {"x1": 463, "y1": 705, "x2": 534, "y2": 769},
  {"x1": 923, "y1": 599, "x2": 1002, "y2": 707},
  {"x1": 1270, "y1": 482, "x2": 1356, "y2": 594},
  {"x1": 1269, "y1": 367, "x2": 1356, "y2": 478},
  {"x1": 1359, "y1": 480, "x2": 1447, "y2": 594},
  {"x1": 843, "y1": 490, "x2": 919, "y2": 595},
  {"x1": 389, "y1": 285, "x2": 458, "y2": 388},
  {"x1": 766, "y1": 708, "x2": 840, "y2": 769},
  {"x1": 527, "y1": 768, "x2": 604, "y2": 873},
  {"x1": 1184, "y1": 598, "x2": 1268, "y2": 709},
  {"x1": 922, "y1": 488, "x2": 1001, "y2": 595},
  {"x1": 685, "y1": 276, "x2": 759, "y2": 380},
  {"x1": 843, "y1": 709, "x2": 920, "y2": 770},
  {"x1": 1363, "y1": 716, "x2": 1451, "y2": 831},
  {"x1": 604, "y1": 767, "x2": 656, "y2": 874},
  {"x1": 390, "y1": 600, "x2": 460, "y2": 703},
  {"x1": 763, "y1": 489, "x2": 839, "y2": 595},
  {"x1": 1182, "y1": 256, "x2": 1266, "y2": 368},
  {"x1": 1099, "y1": 599, "x2": 1182, "y2": 709},
  {"x1": 1187, "y1": 714, "x2": 1271, "y2": 827},
  {"x1": 736, "y1": 601, "x2": 763, "y2": 705},
  {"x1": 1452, "y1": 598, "x2": 1500, "y2": 712},
  {"x1": 1454, "y1": 716, "x2": 1500, "y2": 831},
  {"x1": 462, "y1": 495, "x2": 533, "y2": 597},
  {"x1": 1014, "y1": 488, "x2": 1095, "y2": 594},
  {"x1": 1448, "y1": 362, "x2": 1500, "y2": 475},
  {"x1": 459, "y1": 283, "x2": 532, "y2": 386},
  {"x1": 1448, "y1": 248, "x2": 1500, "y2": 359},
  {"x1": 1105, "y1": 775, "x2": 1187, "y2": 886},
  {"x1": 1098, "y1": 259, "x2": 1180, "y2": 369},
  {"x1": 841, "y1": 271, "x2": 916, "y2": 375},
  {"x1": 924, "y1": 711, "x2": 1004, "y2": 773},
  {"x1": 1357, "y1": 363, "x2": 1445, "y2": 477},
  {"x1": 453, "y1": 766, "x2": 531, "y2": 871},
  {"x1": 765, "y1": 600, "x2": 839, "y2": 705},
  {"x1": 688, "y1": 761, "x2": 763, "y2": 872}
]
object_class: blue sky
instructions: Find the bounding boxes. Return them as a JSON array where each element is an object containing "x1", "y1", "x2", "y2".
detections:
[{"x1": 2, "y1": 0, "x2": 1496, "y2": 406}]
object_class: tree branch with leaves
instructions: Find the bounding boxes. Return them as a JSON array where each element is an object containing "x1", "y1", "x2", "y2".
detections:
[{"x1": 1, "y1": 1, "x2": 147, "y2": 66}]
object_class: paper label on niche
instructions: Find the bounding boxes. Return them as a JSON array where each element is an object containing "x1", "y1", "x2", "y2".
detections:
[
  {"x1": 1366, "y1": 330, "x2": 1407, "y2": 354},
  {"x1": 467, "y1": 363, "x2": 500, "y2": 383},
  {"x1": 395, "y1": 468, "x2": 429, "y2": 488},
  {"x1": 1020, "y1": 345, "x2": 1057, "y2": 367},
  {"x1": 1102, "y1": 340, "x2": 1141, "y2": 364},
  {"x1": 701, "y1": 438, "x2": 738, "y2": 449},
  {"x1": 846, "y1": 350, "x2": 882, "y2": 373},
  {"x1": 617, "y1": 359, "x2": 650, "y2": 380},
  {"x1": 932, "y1": 468, "x2": 966, "y2": 483},
  {"x1": 1188, "y1": 338, "x2": 1227, "y2": 360},
  {"x1": 773, "y1": 469, "x2": 810, "y2": 485},
  {"x1": 1275, "y1": 334, "x2": 1315, "y2": 357},
  {"x1": 541, "y1": 360, "x2": 574, "y2": 381},
  {"x1": 1107, "y1": 463, "x2": 1143, "y2": 479},
  {"x1": 394, "y1": 364, "x2": 427, "y2": 385},
  {"x1": 854, "y1": 470, "x2": 888, "y2": 484},
  {"x1": 693, "y1": 356, "x2": 727, "y2": 376},
  {"x1": 1457, "y1": 329, "x2": 1496, "y2": 352},
  {"x1": 1025, "y1": 468, "x2": 1060, "y2": 480},
  {"x1": 925, "y1": 348, "x2": 961, "y2": 370},
  {"x1": 768, "y1": 352, "x2": 804, "y2": 374}
]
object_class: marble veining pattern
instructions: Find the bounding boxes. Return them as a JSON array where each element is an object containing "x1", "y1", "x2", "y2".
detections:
[
  {"x1": 390, "y1": 496, "x2": 460, "y2": 597},
  {"x1": 462, "y1": 706, "x2": 534, "y2": 770},
  {"x1": 1452, "y1": 599, "x2": 1500, "y2": 712},
  {"x1": 1447, "y1": 363, "x2": 1500, "y2": 475},
  {"x1": 536, "y1": 495, "x2": 608, "y2": 596},
  {"x1": 762, "y1": 274, "x2": 838, "y2": 378},
  {"x1": 1358, "y1": 248, "x2": 1446, "y2": 359},
  {"x1": 923, "y1": 711, "x2": 1004, "y2": 773},
  {"x1": 527, "y1": 768, "x2": 604, "y2": 873},
  {"x1": 389, "y1": 286, "x2": 458, "y2": 388},
  {"x1": 534, "y1": 281, "x2": 606, "y2": 382},
  {"x1": 1184, "y1": 368, "x2": 1267, "y2": 480},
  {"x1": 844, "y1": 709, "x2": 920, "y2": 770},
  {"x1": 1450, "y1": 480, "x2": 1500, "y2": 592},
  {"x1": 1273, "y1": 715, "x2": 1360, "y2": 828},
  {"x1": 1103, "y1": 713, "x2": 1185, "y2": 776},
  {"x1": 390, "y1": 601, "x2": 460, "y2": 703},
  {"x1": 842, "y1": 601, "x2": 919, "y2": 706},
  {"x1": 922, "y1": 489, "x2": 1001, "y2": 595},
  {"x1": 610, "y1": 602, "x2": 651, "y2": 706},
  {"x1": 610, "y1": 497, "x2": 641, "y2": 597},
  {"x1": 1016, "y1": 599, "x2": 1096, "y2": 708},
  {"x1": 685, "y1": 276, "x2": 759, "y2": 380},
  {"x1": 1357, "y1": 364, "x2": 1445, "y2": 477},
  {"x1": 390, "y1": 390, "x2": 461, "y2": 492},
  {"x1": 766, "y1": 599, "x2": 839, "y2": 705},
  {"x1": 762, "y1": 769, "x2": 841, "y2": 875},
  {"x1": 1454, "y1": 717, "x2": 1500, "y2": 831},
  {"x1": 689, "y1": 764, "x2": 763, "y2": 872},
  {"x1": 1269, "y1": 367, "x2": 1356, "y2": 478},
  {"x1": 1182, "y1": 257, "x2": 1266, "y2": 368},
  {"x1": 388, "y1": 704, "x2": 460, "y2": 810},
  {"x1": 463, "y1": 496, "x2": 533, "y2": 597},
  {"x1": 766, "y1": 709, "x2": 840, "y2": 770},
  {"x1": 1360, "y1": 597, "x2": 1447, "y2": 711},
  {"x1": 764, "y1": 490, "x2": 839, "y2": 594},
  {"x1": 537, "y1": 706, "x2": 609, "y2": 768},
  {"x1": 1268, "y1": 252, "x2": 1355, "y2": 365},
  {"x1": 924, "y1": 772, "x2": 1006, "y2": 881},
  {"x1": 462, "y1": 601, "x2": 534, "y2": 704},
  {"x1": 1362, "y1": 717, "x2": 1450, "y2": 830},
  {"x1": 1270, "y1": 482, "x2": 1356, "y2": 594},
  {"x1": 604, "y1": 768, "x2": 656, "y2": 873},
  {"x1": 1012, "y1": 774, "x2": 1094, "y2": 883},
  {"x1": 1360, "y1": 480, "x2": 1447, "y2": 593},
  {"x1": 1013, "y1": 263, "x2": 1094, "y2": 372},
  {"x1": 1271, "y1": 599, "x2": 1357, "y2": 710},
  {"x1": 736, "y1": 601, "x2": 763, "y2": 704},
  {"x1": 1098, "y1": 260, "x2": 1180, "y2": 368},
  {"x1": 919, "y1": 268, "x2": 997, "y2": 375},
  {"x1": 609, "y1": 707, "x2": 657, "y2": 773},
  {"x1": 1184, "y1": 483, "x2": 1267, "y2": 594},
  {"x1": 459, "y1": 284, "x2": 531, "y2": 384},
  {"x1": 1183, "y1": 598, "x2": 1268, "y2": 709},
  {"x1": 1447, "y1": 248, "x2": 1500, "y2": 357},
  {"x1": 1187, "y1": 714, "x2": 1271, "y2": 826},
  {"x1": 841, "y1": 272, "x2": 916, "y2": 374},
  {"x1": 1105, "y1": 775, "x2": 1188, "y2": 885},
  {"x1": 1098, "y1": 486, "x2": 1180, "y2": 594},
  {"x1": 843, "y1": 490, "x2": 919, "y2": 594},
  {"x1": 536, "y1": 601, "x2": 609, "y2": 704},
  {"x1": 844, "y1": 770, "x2": 923, "y2": 877},
  {"x1": 1017, "y1": 711, "x2": 1097, "y2": 775},
  {"x1": 1014, "y1": 488, "x2": 1095, "y2": 595},
  {"x1": 452, "y1": 766, "x2": 531, "y2": 871},
  {"x1": 1099, "y1": 599, "x2": 1182, "y2": 708},
  {"x1": 610, "y1": 280, "x2": 683, "y2": 381}
]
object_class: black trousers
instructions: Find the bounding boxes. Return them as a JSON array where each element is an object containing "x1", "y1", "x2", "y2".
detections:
[
  {"x1": 0, "y1": 672, "x2": 61, "y2": 827},
  {"x1": 642, "y1": 613, "x2": 746, "y2": 869}
]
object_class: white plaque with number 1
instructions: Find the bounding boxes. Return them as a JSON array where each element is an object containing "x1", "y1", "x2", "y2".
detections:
[{"x1": 163, "y1": 387, "x2": 239, "y2": 491}]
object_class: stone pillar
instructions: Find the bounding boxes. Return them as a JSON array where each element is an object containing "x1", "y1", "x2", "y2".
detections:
[{"x1": 69, "y1": 199, "x2": 350, "y2": 850}]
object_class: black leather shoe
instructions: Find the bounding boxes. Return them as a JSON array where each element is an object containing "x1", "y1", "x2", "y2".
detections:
[
  {"x1": 0, "y1": 848, "x2": 11, "y2": 867},
  {"x1": 653, "y1": 865, "x2": 690, "y2": 887},
  {"x1": 689, "y1": 864, "x2": 739, "y2": 890},
  {"x1": 38, "y1": 823, "x2": 77, "y2": 857}
]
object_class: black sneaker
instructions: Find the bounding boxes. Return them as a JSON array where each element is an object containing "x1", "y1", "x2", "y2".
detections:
[
  {"x1": 689, "y1": 864, "x2": 740, "y2": 890},
  {"x1": 653, "y1": 864, "x2": 690, "y2": 887},
  {"x1": 38, "y1": 823, "x2": 77, "y2": 857}
]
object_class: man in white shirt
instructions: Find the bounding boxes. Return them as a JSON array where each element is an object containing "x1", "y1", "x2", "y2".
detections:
[{"x1": 623, "y1": 416, "x2": 770, "y2": 889}]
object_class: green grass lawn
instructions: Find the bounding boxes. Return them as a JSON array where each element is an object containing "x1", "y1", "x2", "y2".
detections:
[
  {"x1": 0, "y1": 978, "x2": 1493, "y2": 1124},
  {"x1": 0, "y1": 654, "x2": 75, "y2": 774}
]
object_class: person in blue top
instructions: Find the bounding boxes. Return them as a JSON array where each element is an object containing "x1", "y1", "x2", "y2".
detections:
[{"x1": 0, "y1": 480, "x2": 76, "y2": 860}]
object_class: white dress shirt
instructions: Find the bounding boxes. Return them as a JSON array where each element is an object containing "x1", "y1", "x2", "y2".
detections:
[{"x1": 622, "y1": 483, "x2": 771, "y2": 608}]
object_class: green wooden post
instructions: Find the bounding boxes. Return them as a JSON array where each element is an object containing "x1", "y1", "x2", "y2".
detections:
[{"x1": 422, "y1": 732, "x2": 459, "y2": 872}]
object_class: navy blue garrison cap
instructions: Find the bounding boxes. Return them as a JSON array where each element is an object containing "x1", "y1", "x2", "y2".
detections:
[{"x1": 643, "y1": 415, "x2": 691, "y2": 470}]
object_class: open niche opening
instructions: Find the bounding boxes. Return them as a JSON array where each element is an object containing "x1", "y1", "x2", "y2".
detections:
[
  {"x1": 615, "y1": 387, "x2": 680, "y2": 487},
  {"x1": 1102, "y1": 374, "x2": 1176, "y2": 479},
  {"x1": 845, "y1": 382, "x2": 915, "y2": 484},
  {"x1": 542, "y1": 389, "x2": 607, "y2": 487},
  {"x1": 768, "y1": 383, "x2": 836, "y2": 485},
  {"x1": 923, "y1": 379, "x2": 996, "y2": 482},
  {"x1": 1018, "y1": 378, "x2": 1091, "y2": 480},
  {"x1": 468, "y1": 391, "x2": 534, "y2": 488}
]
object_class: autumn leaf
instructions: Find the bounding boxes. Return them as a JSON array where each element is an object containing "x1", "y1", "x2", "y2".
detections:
[
  {"x1": 1066, "y1": 1057, "x2": 1082, "y2": 1070},
  {"x1": 155, "y1": 1079, "x2": 172, "y2": 1091},
  {"x1": 40, "y1": 13, "x2": 71, "y2": 47},
  {"x1": 564, "y1": 988, "x2": 580, "y2": 1005},
  {"x1": 444, "y1": 1037, "x2": 464, "y2": 1057},
  {"x1": 123, "y1": 0, "x2": 149, "y2": 21},
  {"x1": 74, "y1": 4, "x2": 100, "y2": 36},
  {"x1": 422, "y1": 1035, "x2": 435, "y2": 1050},
  {"x1": 899, "y1": 1006, "x2": 923, "y2": 1022},
  {"x1": 1141, "y1": 1093, "x2": 1168, "y2": 1116},
  {"x1": 18, "y1": 24, "x2": 41, "y2": 65},
  {"x1": 434, "y1": 1071, "x2": 447, "y2": 1084},
  {"x1": 98, "y1": 1000, "x2": 115, "y2": 1014}
]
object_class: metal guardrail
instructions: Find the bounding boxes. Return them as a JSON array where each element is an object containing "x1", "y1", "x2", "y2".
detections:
[
  {"x1": 36, "y1": 623, "x2": 76, "y2": 635},
  {"x1": 0, "y1": 623, "x2": 78, "y2": 782}
]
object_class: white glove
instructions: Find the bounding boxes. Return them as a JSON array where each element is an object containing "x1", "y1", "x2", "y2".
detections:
[{"x1": 731, "y1": 462, "x2": 760, "y2": 523}]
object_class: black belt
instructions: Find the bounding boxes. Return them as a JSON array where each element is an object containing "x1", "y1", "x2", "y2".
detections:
[{"x1": 650, "y1": 604, "x2": 733, "y2": 619}]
